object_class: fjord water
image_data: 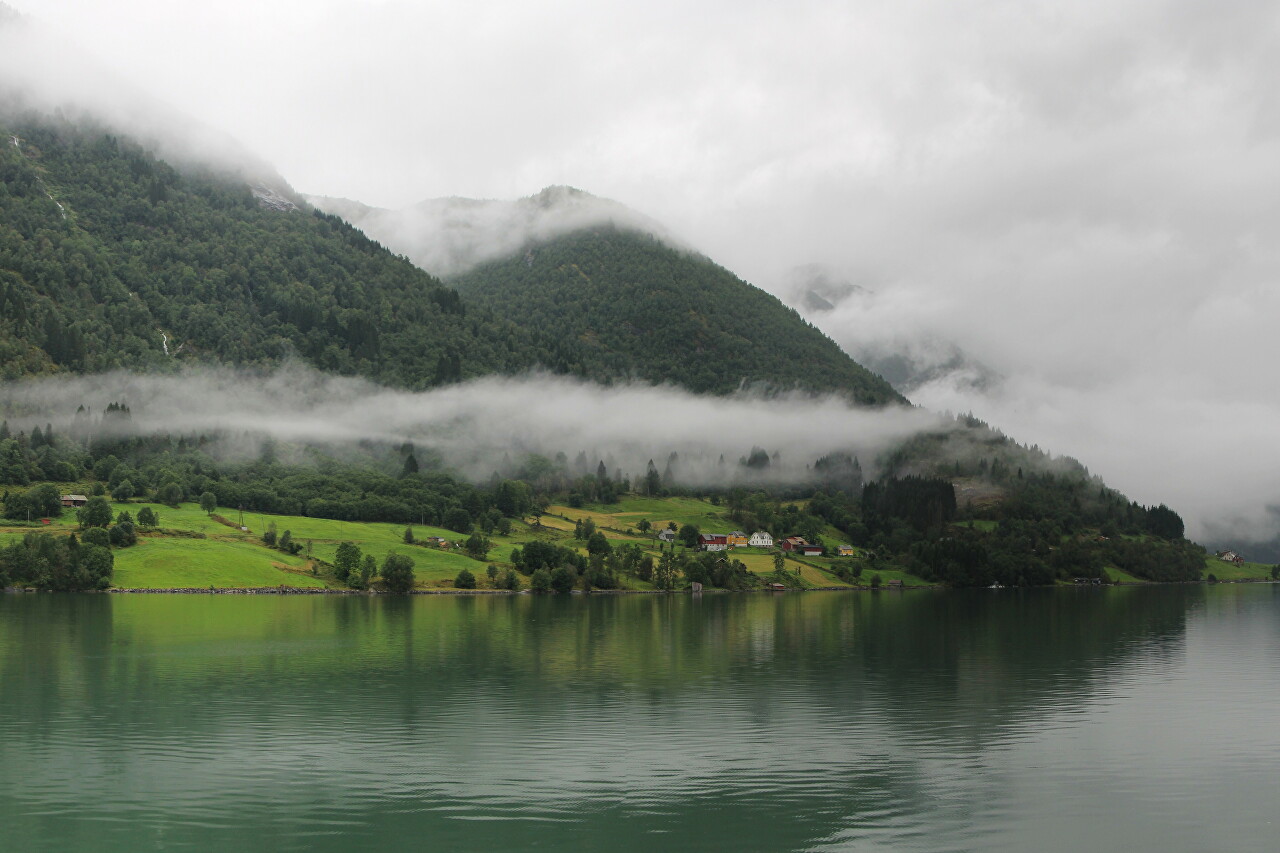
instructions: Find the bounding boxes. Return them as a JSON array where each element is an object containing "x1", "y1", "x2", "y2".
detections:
[{"x1": 2, "y1": 587, "x2": 1277, "y2": 852}]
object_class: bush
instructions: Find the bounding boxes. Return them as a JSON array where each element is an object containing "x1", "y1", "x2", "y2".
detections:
[
  {"x1": 109, "y1": 521, "x2": 137, "y2": 548},
  {"x1": 465, "y1": 533, "x2": 490, "y2": 559},
  {"x1": 454, "y1": 567, "x2": 476, "y2": 589},
  {"x1": 381, "y1": 552, "x2": 416, "y2": 593},
  {"x1": 77, "y1": 496, "x2": 113, "y2": 529},
  {"x1": 349, "y1": 554, "x2": 376, "y2": 590},
  {"x1": 870, "y1": 573, "x2": 882, "y2": 588},
  {"x1": 156, "y1": 482, "x2": 184, "y2": 507},
  {"x1": 550, "y1": 565, "x2": 577, "y2": 593},
  {"x1": 530, "y1": 568, "x2": 552, "y2": 592},
  {"x1": 110, "y1": 479, "x2": 135, "y2": 502},
  {"x1": 586, "y1": 531, "x2": 611, "y2": 555},
  {"x1": 443, "y1": 507, "x2": 473, "y2": 534},
  {"x1": 81, "y1": 527, "x2": 110, "y2": 549},
  {"x1": 499, "y1": 569, "x2": 519, "y2": 590},
  {"x1": 334, "y1": 542, "x2": 361, "y2": 584}
]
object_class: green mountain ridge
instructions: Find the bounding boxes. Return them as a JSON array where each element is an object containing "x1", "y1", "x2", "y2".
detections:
[
  {"x1": 0, "y1": 112, "x2": 901, "y2": 404},
  {"x1": 447, "y1": 226, "x2": 904, "y2": 404},
  {"x1": 0, "y1": 113, "x2": 569, "y2": 385}
]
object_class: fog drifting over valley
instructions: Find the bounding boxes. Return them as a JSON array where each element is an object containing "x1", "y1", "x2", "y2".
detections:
[
  {"x1": 6, "y1": 0, "x2": 1280, "y2": 544},
  {"x1": 0, "y1": 366, "x2": 945, "y2": 486}
]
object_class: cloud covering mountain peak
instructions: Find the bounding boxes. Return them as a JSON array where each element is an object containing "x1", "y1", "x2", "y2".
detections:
[{"x1": 308, "y1": 184, "x2": 683, "y2": 278}]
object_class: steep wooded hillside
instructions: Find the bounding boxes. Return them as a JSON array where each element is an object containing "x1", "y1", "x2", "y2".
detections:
[
  {"x1": 448, "y1": 226, "x2": 904, "y2": 403},
  {"x1": 0, "y1": 114, "x2": 555, "y2": 385},
  {"x1": 0, "y1": 116, "x2": 900, "y2": 403}
]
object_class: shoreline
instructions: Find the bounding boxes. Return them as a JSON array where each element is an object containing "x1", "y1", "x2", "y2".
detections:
[{"x1": 6, "y1": 579, "x2": 1273, "y2": 595}]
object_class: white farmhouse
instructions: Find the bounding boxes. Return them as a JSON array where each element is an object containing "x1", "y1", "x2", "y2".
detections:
[{"x1": 748, "y1": 531, "x2": 773, "y2": 548}]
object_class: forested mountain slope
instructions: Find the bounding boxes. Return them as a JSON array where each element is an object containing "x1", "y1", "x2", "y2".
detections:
[
  {"x1": 0, "y1": 114, "x2": 557, "y2": 385},
  {"x1": 0, "y1": 115, "x2": 901, "y2": 403},
  {"x1": 448, "y1": 226, "x2": 904, "y2": 403}
]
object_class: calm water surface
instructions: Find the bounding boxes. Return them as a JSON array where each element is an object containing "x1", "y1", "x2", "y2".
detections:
[{"x1": 1, "y1": 586, "x2": 1278, "y2": 851}]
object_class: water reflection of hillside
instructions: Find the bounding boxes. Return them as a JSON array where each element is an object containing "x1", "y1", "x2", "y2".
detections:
[
  {"x1": 0, "y1": 589, "x2": 1202, "y2": 731},
  {"x1": 1, "y1": 587, "x2": 1256, "y2": 853}
]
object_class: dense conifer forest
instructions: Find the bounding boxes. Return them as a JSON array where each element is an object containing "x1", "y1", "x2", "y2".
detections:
[{"x1": 449, "y1": 227, "x2": 903, "y2": 403}]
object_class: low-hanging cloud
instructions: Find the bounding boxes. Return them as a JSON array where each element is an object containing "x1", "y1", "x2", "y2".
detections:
[
  {"x1": 308, "y1": 186, "x2": 682, "y2": 279},
  {"x1": 0, "y1": 7, "x2": 295, "y2": 199},
  {"x1": 0, "y1": 365, "x2": 946, "y2": 486}
]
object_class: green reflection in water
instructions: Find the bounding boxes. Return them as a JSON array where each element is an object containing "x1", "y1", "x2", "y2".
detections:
[{"x1": 2, "y1": 586, "x2": 1276, "y2": 852}]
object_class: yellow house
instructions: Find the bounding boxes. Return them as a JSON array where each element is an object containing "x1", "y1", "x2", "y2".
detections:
[
  {"x1": 727, "y1": 530, "x2": 749, "y2": 548},
  {"x1": 836, "y1": 545, "x2": 855, "y2": 557}
]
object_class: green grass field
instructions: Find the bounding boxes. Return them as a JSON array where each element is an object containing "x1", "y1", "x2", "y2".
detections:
[
  {"x1": 112, "y1": 537, "x2": 325, "y2": 589},
  {"x1": 1203, "y1": 557, "x2": 1274, "y2": 581},
  {"x1": 1102, "y1": 566, "x2": 1147, "y2": 584},
  {"x1": 554, "y1": 496, "x2": 734, "y2": 534}
]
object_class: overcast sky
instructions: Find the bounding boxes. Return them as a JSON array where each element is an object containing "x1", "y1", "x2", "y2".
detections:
[{"x1": 12, "y1": 0, "x2": 1280, "y2": 543}]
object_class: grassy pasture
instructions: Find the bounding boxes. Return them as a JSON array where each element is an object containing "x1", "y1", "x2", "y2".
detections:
[
  {"x1": 560, "y1": 496, "x2": 734, "y2": 534},
  {"x1": 112, "y1": 538, "x2": 324, "y2": 589},
  {"x1": 1102, "y1": 566, "x2": 1147, "y2": 584},
  {"x1": 1203, "y1": 558, "x2": 1274, "y2": 581}
]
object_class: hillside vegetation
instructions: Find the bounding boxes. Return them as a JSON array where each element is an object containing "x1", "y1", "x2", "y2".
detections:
[
  {"x1": 5, "y1": 477, "x2": 1258, "y2": 593},
  {"x1": 0, "y1": 114, "x2": 901, "y2": 406},
  {"x1": 0, "y1": 114, "x2": 560, "y2": 384},
  {"x1": 0, "y1": 112, "x2": 1224, "y2": 591},
  {"x1": 0, "y1": 403, "x2": 1244, "y2": 593},
  {"x1": 449, "y1": 227, "x2": 903, "y2": 403}
]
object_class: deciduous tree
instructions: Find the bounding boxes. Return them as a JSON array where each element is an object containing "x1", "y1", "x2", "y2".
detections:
[
  {"x1": 78, "y1": 496, "x2": 113, "y2": 529},
  {"x1": 381, "y1": 552, "x2": 415, "y2": 593}
]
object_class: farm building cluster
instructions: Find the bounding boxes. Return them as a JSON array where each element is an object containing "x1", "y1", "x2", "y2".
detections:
[
  {"x1": 654, "y1": 527, "x2": 855, "y2": 557},
  {"x1": 1215, "y1": 550, "x2": 1246, "y2": 566}
]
